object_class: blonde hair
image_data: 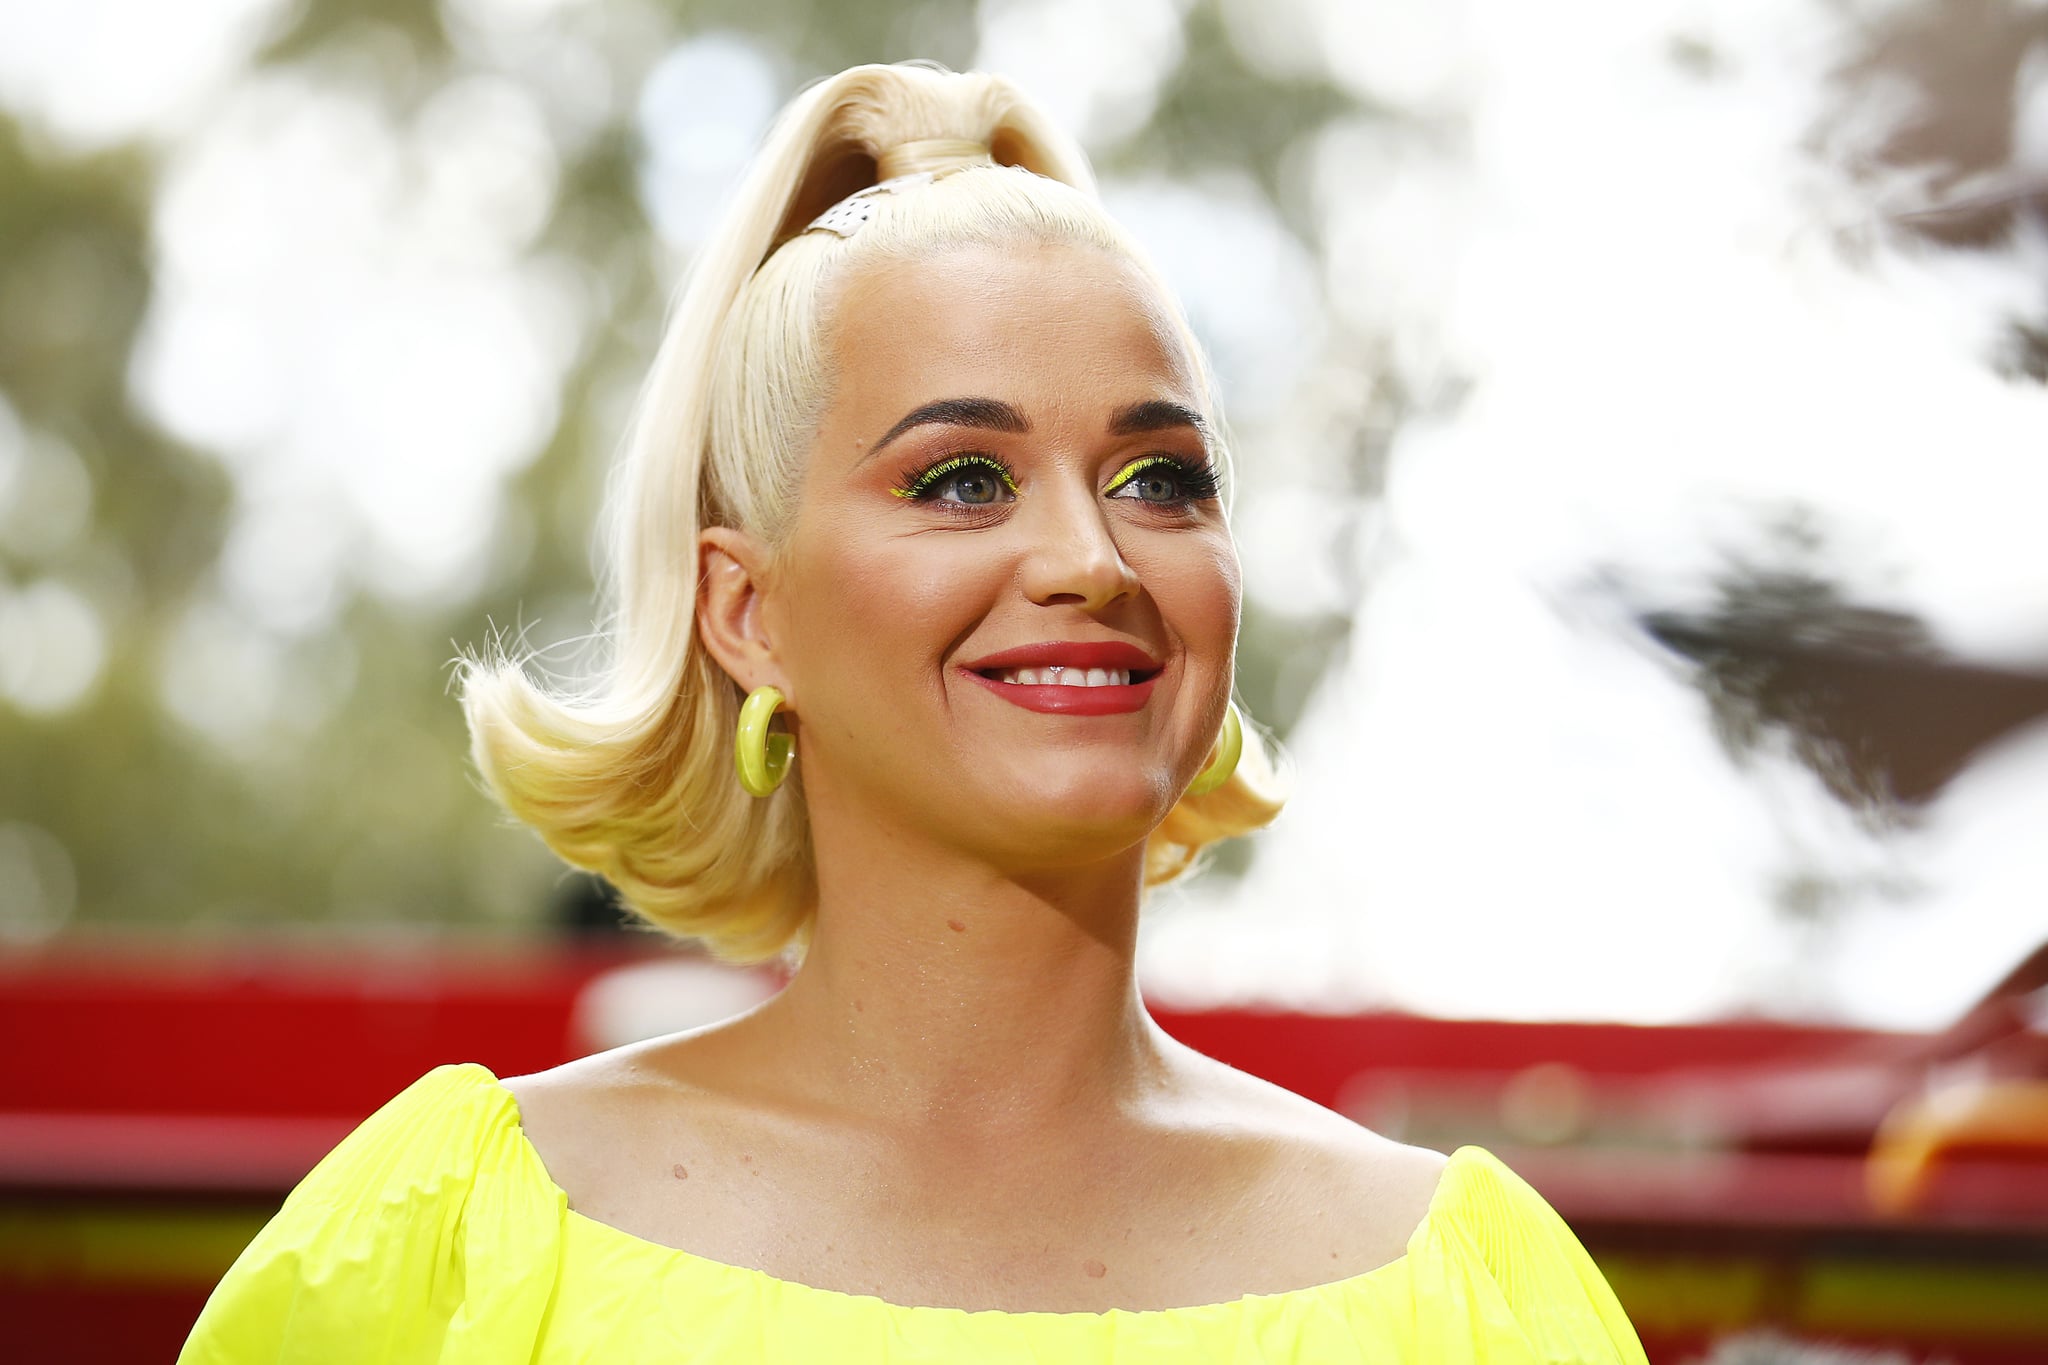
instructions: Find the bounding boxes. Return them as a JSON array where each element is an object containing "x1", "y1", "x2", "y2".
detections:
[{"x1": 460, "y1": 63, "x2": 1285, "y2": 961}]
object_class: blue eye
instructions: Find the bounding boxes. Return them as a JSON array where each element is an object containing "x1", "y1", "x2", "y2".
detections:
[
  {"x1": 1104, "y1": 454, "x2": 1222, "y2": 505},
  {"x1": 892, "y1": 455, "x2": 1019, "y2": 506}
]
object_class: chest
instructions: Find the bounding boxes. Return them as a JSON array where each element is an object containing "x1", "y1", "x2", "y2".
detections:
[
  {"x1": 537, "y1": 1211, "x2": 1433, "y2": 1364},
  {"x1": 568, "y1": 1121, "x2": 1384, "y2": 1313}
]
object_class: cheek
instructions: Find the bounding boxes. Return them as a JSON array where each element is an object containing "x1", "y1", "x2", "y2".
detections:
[
  {"x1": 1148, "y1": 538, "x2": 1242, "y2": 656},
  {"x1": 777, "y1": 520, "x2": 991, "y2": 691}
]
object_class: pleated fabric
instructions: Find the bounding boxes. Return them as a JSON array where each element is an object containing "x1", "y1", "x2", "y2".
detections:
[{"x1": 179, "y1": 1064, "x2": 1648, "y2": 1364}]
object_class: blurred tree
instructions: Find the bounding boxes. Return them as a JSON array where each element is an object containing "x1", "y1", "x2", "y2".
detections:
[
  {"x1": 1641, "y1": 511, "x2": 1937, "y2": 817},
  {"x1": 1631, "y1": 505, "x2": 2048, "y2": 925},
  {"x1": 0, "y1": 0, "x2": 1365, "y2": 935},
  {"x1": 1575, "y1": 0, "x2": 2048, "y2": 927},
  {"x1": 1825, "y1": 0, "x2": 2048, "y2": 366}
]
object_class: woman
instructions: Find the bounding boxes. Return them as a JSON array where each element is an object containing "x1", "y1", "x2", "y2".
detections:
[{"x1": 181, "y1": 63, "x2": 1647, "y2": 1362}]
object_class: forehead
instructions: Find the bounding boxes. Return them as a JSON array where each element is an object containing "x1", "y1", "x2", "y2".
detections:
[{"x1": 823, "y1": 242, "x2": 1203, "y2": 424}]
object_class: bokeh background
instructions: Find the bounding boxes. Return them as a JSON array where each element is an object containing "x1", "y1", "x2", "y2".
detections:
[
  {"x1": 4, "y1": 1, "x2": 2048, "y2": 1360},
  {"x1": 4, "y1": 0, "x2": 2047, "y2": 1027}
]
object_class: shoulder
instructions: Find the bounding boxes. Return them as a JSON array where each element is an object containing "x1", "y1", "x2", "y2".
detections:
[
  {"x1": 1248, "y1": 1080, "x2": 1451, "y2": 1237},
  {"x1": 179, "y1": 1064, "x2": 557, "y2": 1361},
  {"x1": 272, "y1": 1062, "x2": 523, "y2": 1213},
  {"x1": 500, "y1": 1028, "x2": 711, "y2": 1110},
  {"x1": 1416, "y1": 1147, "x2": 1651, "y2": 1362},
  {"x1": 1160, "y1": 1047, "x2": 1450, "y2": 1271},
  {"x1": 1423, "y1": 1145, "x2": 1586, "y2": 1256},
  {"x1": 289, "y1": 1060, "x2": 537, "y2": 1223},
  {"x1": 1163, "y1": 1057, "x2": 1644, "y2": 1358},
  {"x1": 500, "y1": 1038, "x2": 711, "y2": 1202},
  {"x1": 358, "y1": 1059, "x2": 514, "y2": 1138}
]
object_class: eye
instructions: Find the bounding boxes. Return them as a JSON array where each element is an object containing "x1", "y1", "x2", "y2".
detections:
[
  {"x1": 1104, "y1": 454, "x2": 1222, "y2": 506},
  {"x1": 892, "y1": 454, "x2": 1018, "y2": 507}
]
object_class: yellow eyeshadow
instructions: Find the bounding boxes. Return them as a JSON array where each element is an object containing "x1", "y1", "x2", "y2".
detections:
[
  {"x1": 1104, "y1": 455, "x2": 1173, "y2": 495},
  {"x1": 892, "y1": 454, "x2": 1017, "y2": 498}
]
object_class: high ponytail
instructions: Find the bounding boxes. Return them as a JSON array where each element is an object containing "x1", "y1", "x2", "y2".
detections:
[{"x1": 459, "y1": 64, "x2": 1282, "y2": 961}]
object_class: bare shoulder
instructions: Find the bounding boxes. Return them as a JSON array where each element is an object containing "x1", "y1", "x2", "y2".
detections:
[
  {"x1": 1164, "y1": 1046, "x2": 1450, "y2": 1269},
  {"x1": 500, "y1": 1035, "x2": 726, "y2": 1201}
]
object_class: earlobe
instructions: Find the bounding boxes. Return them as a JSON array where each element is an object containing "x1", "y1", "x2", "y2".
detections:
[{"x1": 696, "y1": 527, "x2": 787, "y2": 699}]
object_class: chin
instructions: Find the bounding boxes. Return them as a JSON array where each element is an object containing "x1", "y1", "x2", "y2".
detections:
[{"x1": 981, "y1": 764, "x2": 1173, "y2": 863}]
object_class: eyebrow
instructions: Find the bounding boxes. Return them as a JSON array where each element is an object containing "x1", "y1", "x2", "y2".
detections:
[
  {"x1": 1108, "y1": 399, "x2": 1208, "y2": 440},
  {"x1": 859, "y1": 395, "x2": 1213, "y2": 465},
  {"x1": 865, "y1": 397, "x2": 1030, "y2": 462}
]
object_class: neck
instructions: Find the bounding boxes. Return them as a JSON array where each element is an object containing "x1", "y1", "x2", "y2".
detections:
[{"x1": 746, "y1": 817, "x2": 1167, "y2": 1134}]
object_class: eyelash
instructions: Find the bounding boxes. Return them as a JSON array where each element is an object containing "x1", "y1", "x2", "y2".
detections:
[
  {"x1": 889, "y1": 451, "x2": 1223, "y2": 508},
  {"x1": 1103, "y1": 454, "x2": 1223, "y2": 504},
  {"x1": 891, "y1": 453, "x2": 1019, "y2": 502}
]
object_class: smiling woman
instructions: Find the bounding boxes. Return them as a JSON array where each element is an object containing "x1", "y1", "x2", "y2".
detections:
[
  {"x1": 456, "y1": 86, "x2": 1283, "y2": 963},
  {"x1": 177, "y1": 63, "x2": 1647, "y2": 1364}
]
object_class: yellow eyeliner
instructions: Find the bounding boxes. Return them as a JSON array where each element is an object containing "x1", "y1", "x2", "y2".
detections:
[
  {"x1": 891, "y1": 454, "x2": 1018, "y2": 498},
  {"x1": 1103, "y1": 455, "x2": 1174, "y2": 496}
]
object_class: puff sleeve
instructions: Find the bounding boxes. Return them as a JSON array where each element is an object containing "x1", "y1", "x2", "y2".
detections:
[
  {"x1": 178, "y1": 1064, "x2": 566, "y2": 1365},
  {"x1": 1404, "y1": 1146, "x2": 1649, "y2": 1365}
]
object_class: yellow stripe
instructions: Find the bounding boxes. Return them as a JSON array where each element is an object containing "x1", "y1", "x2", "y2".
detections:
[
  {"x1": 1801, "y1": 1261, "x2": 2048, "y2": 1337},
  {"x1": 0, "y1": 1206, "x2": 267, "y2": 1287},
  {"x1": 1596, "y1": 1248, "x2": 2048, "y2": 1339},
  {"x1": 1595, "y1": 1254, "x2": 1769, "y2": 1331}
]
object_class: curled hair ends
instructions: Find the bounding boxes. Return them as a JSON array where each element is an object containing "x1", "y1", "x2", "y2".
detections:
[{"x1": 460, "y1": 62, "x2": 1262, "y2": 962}]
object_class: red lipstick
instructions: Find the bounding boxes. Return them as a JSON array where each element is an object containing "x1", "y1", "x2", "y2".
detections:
[{"x1": 957, "y1": 641, "x2": 1163, "y2": 716}]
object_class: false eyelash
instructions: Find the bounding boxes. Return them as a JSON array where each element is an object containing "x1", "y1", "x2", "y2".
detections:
[
  {"x1": 1105, "y1": 453, "x2": 1224, "y2": 502},
  {"x1": 891, "y1": 452, "x2": 1019, "y2": 500}
]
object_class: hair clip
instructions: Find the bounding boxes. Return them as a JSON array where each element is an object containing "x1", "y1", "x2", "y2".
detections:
[{"x1": 803, "y1": 172, "x2": 937, "y2": 239}]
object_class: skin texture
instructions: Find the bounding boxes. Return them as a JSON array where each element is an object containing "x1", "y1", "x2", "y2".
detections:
[{"x1": 508, "y1": 241, "x2": 1447, "y2": 1313}]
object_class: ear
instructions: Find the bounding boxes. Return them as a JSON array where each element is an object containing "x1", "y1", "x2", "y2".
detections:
[{"x1": 696, "y1": 526, "x2": 791, "y2": 702}]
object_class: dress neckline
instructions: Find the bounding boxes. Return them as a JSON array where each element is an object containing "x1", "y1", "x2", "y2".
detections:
[{"x1": 474, "y1": 1063, "x2": 1472, "y2": 1322}]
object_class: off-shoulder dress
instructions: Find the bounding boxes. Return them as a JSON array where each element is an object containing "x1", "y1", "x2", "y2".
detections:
[{"x1": 179, "y1": 1063, "x2": 1648, "y2": 1364}]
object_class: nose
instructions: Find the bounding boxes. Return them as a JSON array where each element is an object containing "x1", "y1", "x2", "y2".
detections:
[{"x1": 1019, "y1": 492, "x2": 1139, "y2": 611}]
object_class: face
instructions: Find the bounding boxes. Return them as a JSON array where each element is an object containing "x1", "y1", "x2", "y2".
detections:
[{"x1": 758, "y1": 240, "x2": 1240, "y2": 871}]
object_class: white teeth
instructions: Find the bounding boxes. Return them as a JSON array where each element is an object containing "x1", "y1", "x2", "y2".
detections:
[{"x1": 992, "y1": 666, "x2": 1133, "y2": 687}]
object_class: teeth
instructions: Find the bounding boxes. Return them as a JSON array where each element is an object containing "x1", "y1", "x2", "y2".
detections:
[{"x1": 993, "y1": 667, "x2": 1132, "y2": 687}]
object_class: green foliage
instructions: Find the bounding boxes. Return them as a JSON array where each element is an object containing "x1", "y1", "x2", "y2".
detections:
[{"x1": 0, "y1": 0, "x2": 1361, "y2": 935}]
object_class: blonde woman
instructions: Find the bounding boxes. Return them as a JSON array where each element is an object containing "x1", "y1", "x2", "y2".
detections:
[{"x1": 180, "y1": 64, "x2": 1647, "y2": 1363}]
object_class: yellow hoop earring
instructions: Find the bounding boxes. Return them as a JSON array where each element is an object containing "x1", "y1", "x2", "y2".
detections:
[
  {"x1": 1186, "y1": 703, "x2": 1243, "y2": 797},
  {"x1": 735, "y1": 686, "x2": 793, "y2": 797}
]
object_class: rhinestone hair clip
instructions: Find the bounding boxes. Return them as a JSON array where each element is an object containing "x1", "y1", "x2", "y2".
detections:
[
  {"x1": 802, "y1": 172, "x2": 937, "y2": 239},
  {"x1": 802, "y1": 141, "x2": 998, "y2": 240}
]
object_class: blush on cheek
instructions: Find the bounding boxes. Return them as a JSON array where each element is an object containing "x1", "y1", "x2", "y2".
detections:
[
  {"x1": 1137, "y1": 539, "x2": 1240, "y2": 662},
  {"x1": 776, "y1": 523, "x2": 987, "y2": 740}
]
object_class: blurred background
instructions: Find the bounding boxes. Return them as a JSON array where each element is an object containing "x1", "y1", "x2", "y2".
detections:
[{"x1": 2, "y1": 0, "x2": 2046, "y2": 1360}]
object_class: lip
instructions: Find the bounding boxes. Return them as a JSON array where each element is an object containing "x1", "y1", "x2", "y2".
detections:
[
  {"x1": 962, "y1": 671, "x2": 1158, "y2": 715},
  {"x1": 956, "y1": 640, "x2": 1164, "y2": 716},
  {"x1": 959, "y1": 641, "x2": 1162, "y2": 673}
]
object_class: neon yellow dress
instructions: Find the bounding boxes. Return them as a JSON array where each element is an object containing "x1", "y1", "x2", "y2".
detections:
[{"x1": 179, "y1": 1064, "x2": 1648, "y2": 1364}]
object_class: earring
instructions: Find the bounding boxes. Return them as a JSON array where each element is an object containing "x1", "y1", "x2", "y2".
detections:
[
  {"x1": 1186, "y1": 702, "x2": 1243, "y2": 797},
  {"x1": 735, "y1": 685, "x2": 793, "y2": 797}
]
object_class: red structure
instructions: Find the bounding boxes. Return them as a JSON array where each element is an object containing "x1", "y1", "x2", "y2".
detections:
[{"x1": 3, "y1": 940, "x2": 2044, "y2": 1363}]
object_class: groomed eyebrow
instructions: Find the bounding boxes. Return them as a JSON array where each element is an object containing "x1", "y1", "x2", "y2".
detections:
[
  {"x1": 866, "y1": 397, "x2": 1030, "y2": 461},
  {"x1": 1108, "y1": 399, "x2": 1209, "y2": 440},
  {"x1": 861, "y1": 395, "x2": 1211, "y2": 465}
]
